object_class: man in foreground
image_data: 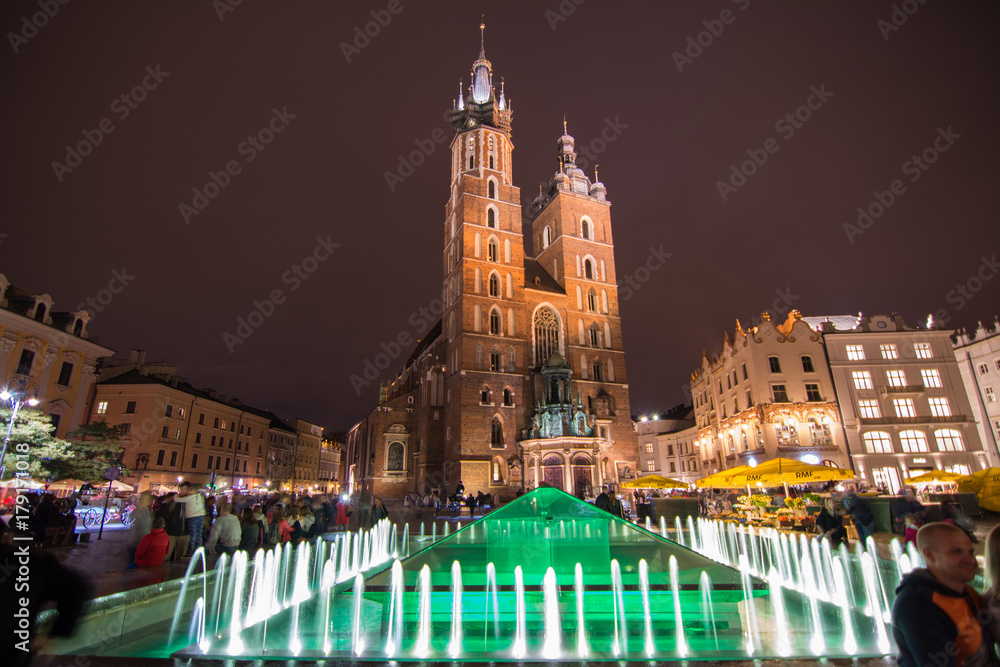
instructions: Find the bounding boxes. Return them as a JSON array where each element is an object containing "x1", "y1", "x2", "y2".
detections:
[{"x1": 891, "y1": 522, "x2": 998, "y2": 667}]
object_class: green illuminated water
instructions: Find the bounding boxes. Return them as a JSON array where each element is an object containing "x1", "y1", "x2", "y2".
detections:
[{"x1": 94, "y1": 488, "x2": 904, "y2": 661}]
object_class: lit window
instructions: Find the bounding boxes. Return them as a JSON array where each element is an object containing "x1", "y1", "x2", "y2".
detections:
[
  {"x1": 846, "y1": 345, "x2": 865, "y2": 360},
  {"x1": 768, "y1": 356, "x2": 782, "y2": 373},
  {"x1": 97, "y1": 401, "x2": 108, "y2": 415},
  {"x1": 801, "y1": 356, "x2": 815, "y2": 372},
  {"x1": 805, "y1": 384, "x2": 822, "y2": 401},
  {"x1": 928, "y1": 398, "x2": 951, "y2": 417},
  {"x1": 921, "y1": 369, "x2": 942, "y2": 388},
  {"x1": 934, "y1": 429, "x2": 963, "y2": 451},
  {"x1": 488, "y1": 239, "x2": 498, "y2": 262},
  {"x1": 886, "y1": 370, "x2": 907, "y2": 387},
  {"x1": 913, "y1": 343, "x2": 932, "y2": 359},
  {"x1": 880, "y1": 344, "x2": 898, "y2": 360},
  {"x1": 746, "y1": 389, "x2": 753, "y2": 407},
  {"x1": 986, "y1": 387, "x2": 996, "y2": 403},
  {"x1": 645, "y1": 443, "x2": 654, "y2": 454},
  {"x1": 771, "y1": 385, "x2": 788, "y2": 402},
  {"x1": 775, "y1": 424, "x2": 799, "y2": 446},
  {"x1": 808, "y1": 419, "x2": 832, "y2": 446},
  {"x1": 899, "y1": 430, "x2": 929, "y2": 452},
  {"x1": 852, "y1": 371, "x2": 873, "y2": 390},
  {"x1": 893, "y1": 398, "x2": 916, "y2": 418},
  {"x1": 646, "y1": 460, "x2": 656, "y2": 472},
  {"x1": 220, "y1": 419, "x2": 228, "y2": 430},
  {"x1": 858, "y1": 400, "x2": 881, "y2": 419},
  {"x1": 863, "y1": 431, "x2": 893, "y2": 454}
]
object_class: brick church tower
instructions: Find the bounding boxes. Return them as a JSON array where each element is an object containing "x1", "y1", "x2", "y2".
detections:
[{"x1": 346, "y1": 26, "x2": 638, "y2": 500}]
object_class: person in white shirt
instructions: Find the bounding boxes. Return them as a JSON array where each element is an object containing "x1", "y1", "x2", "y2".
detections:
[
  {"x1": 175, "y1": 482, "x2": 206, "y2": 557},
  {"x1": 206, "y1": 503, "x2": 241, "y2": 556}
]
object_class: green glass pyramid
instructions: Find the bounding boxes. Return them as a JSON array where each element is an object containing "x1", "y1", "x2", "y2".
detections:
[{"x1": 367, "y1": 486, "x2": 747, "y2": 589}]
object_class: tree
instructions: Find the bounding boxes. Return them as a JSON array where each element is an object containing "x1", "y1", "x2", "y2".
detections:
[
  {"x1": 62, "y1": 420, "x2": 131, "y2": 482},
  {"x1": 0, "y1": 407, "x2": 66, "y2": 481}
]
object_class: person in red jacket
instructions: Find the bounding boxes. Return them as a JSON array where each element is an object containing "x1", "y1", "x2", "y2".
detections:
[{"x1": 129, "y1": 517, "x2": 170, "y2": 568}]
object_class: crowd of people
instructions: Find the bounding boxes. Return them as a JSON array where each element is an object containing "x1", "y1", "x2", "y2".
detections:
[{"x1": 116, "y1": 484, "x2": 364, "y2": 568}]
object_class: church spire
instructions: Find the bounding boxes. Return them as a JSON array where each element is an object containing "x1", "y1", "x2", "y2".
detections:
[{"x1": 470, "y1": 20, "x2": 493, "y2": 104}]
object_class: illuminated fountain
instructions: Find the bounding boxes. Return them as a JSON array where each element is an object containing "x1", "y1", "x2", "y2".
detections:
[{"x1": 79, "y1": 487, "x2": 915, "y2": 661}]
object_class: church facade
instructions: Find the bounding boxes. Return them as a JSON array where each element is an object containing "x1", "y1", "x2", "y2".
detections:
[{"x1": 345, "y1": 30, "x2": 638, "y2": 501}]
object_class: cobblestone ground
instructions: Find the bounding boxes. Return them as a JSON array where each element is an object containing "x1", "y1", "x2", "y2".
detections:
[{"x1": 34, "y1": 505, "x2": 1000, "y2": 599}]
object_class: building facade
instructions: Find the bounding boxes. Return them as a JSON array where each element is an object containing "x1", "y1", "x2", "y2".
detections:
[
  {"x1": 0, "y1": 274, "x2": 113, "y2": 438},
  {"x1": 266, "y1": 417, "x2": 297, "y2": 491},
  {"x1": 635, "y1": 406, "x2": 699, "y2": 484},
  {"x1": 824, "y1": 314, "x2": 988, "y2": 492},
  {"x1": 691, "y1": 311, "x2": 851, "y2": 477},
  {"x1": 952, "y1": 319, "x2": 1000, "y2": 467},
  {"x1": 318, "y1": 437, "x2": 343, "y2": 495},
  {"x1": 346, "y1": 30, "x2": 638, "y2": 502},
  {"x1": 290, "y1": 418, "x2": 322, "y2": 493},
  {"x1": 91, "y1": 352, "x2": 311, "y2": 493}
]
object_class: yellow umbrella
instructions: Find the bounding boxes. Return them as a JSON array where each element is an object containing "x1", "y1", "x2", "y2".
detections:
[
  {"x1": 956, "y1": 467, "x2": 1000, "y2": 494},
  {"x1": 903, "y1": 470, "x2": 962, "y2": 484},
  {"x1": 722, "y1": 457, "x2": 854, "y2": 488},
  {"x1": 622, "y1": 474, "x2": 689, "y2": 489},
  {"x1": 956, "y1": 468, "x2": 1000, "y2": 512},
  {"x1": 695, "y1": 464, "x2": 754, "y2": 489}
]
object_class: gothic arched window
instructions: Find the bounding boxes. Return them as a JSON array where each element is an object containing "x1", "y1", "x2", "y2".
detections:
[
  {"x1": 489, "y1": 273, "x2": 500, "y2": 297},
  {"x1": 592, "y1": 361, "x2": 603, "y2": 382},
  {"x1": 489, "y1": 309, "x2": 501, "y2": 335},
  {"x1": 508, "y1": 347, "x2": 516, "y2": 371},
  {"x1": 490, "y1": 347, "x2": 501, "y2": 371},
  {"x1": 488, "y1": 180, "x2": 496, "y2": 199},
  {"x1": 587, "y1": 288, "x2": 597, "y2": 311},
  {"x1": 582, "y1": 218, "x2": 590, "y2": 239},
  {"x1": 584, "y1": 259, "x2": 594, "y2": 280},
  {"x1": 487, "y1": 207, "x2": 496, "y2": 228},
  {"x1": 386, "y1": 442, "x2": 404, "y2": 471},
  {"x1": 503, "y1": 388, "x2": 512, "y2": 406},
  {"x1": 533, "y1": 307, "x2": 560, "y2": 366},
  {"x1": 543, "y1": 226, "x2": 551, "y2": 248},
  {"x1": 491, "y1": 418, "x2": 504, "y2": 447},
  {"x1": 488, "y1": 238, "x2": 499, "y2": 262},
  {"x1": 589, "y1": 323, "x2": 599, "y2": 347}
]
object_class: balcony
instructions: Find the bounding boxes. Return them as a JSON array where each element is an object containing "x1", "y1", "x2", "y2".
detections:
[
  {"x1": 859, "y1": 414, "x2": 968, "y2": 426},
  {"x1": 880, "y1": 384, "x2": 925, "y2": 395}
]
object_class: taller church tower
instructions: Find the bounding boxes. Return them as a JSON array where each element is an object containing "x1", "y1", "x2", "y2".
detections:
[{"x1": 440, "y1": 25, "x2": 530, "y2": 491}]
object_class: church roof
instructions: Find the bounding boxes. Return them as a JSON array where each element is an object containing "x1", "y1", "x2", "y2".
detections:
[{"x1": 523, "y1": 259, "x2": 565, "y2": 294}]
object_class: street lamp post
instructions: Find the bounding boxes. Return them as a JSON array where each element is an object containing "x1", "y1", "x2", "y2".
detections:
[{"x1": 0, "y1": 376, "x2": 40, "y2": 479}]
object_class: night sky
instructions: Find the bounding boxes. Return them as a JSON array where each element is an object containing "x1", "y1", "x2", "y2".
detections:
[{"x1": 3, "y1": 1, "x2": 999, "y2": 432}]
